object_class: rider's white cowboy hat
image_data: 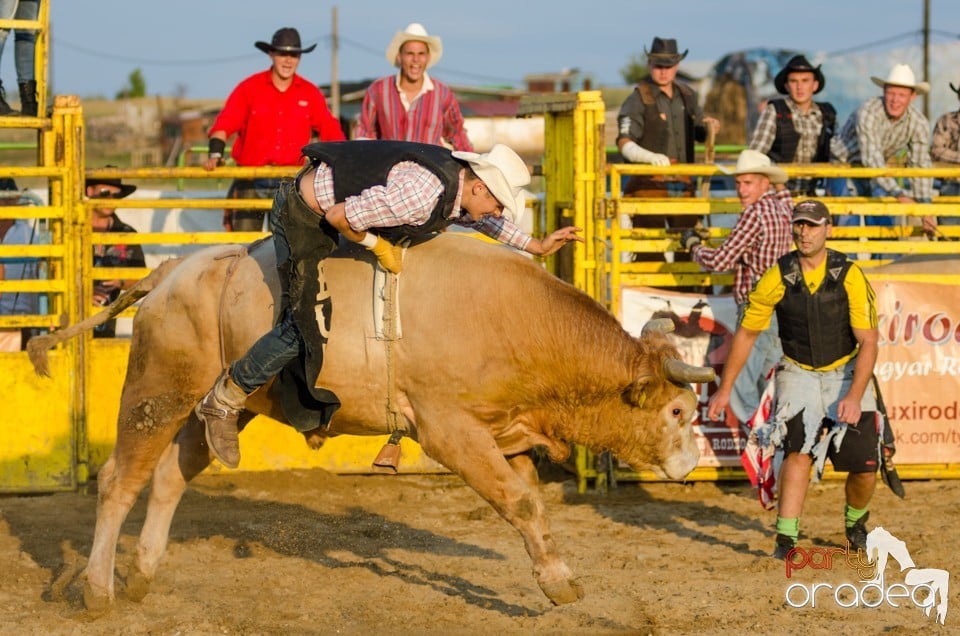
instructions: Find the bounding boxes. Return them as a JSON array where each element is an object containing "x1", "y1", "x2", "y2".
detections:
[
  {"x1": 870, "y1": 64, "x2": 930, "y2": 95},
  {"x1": 452, "y1": 144, "x2": 531, "y2": 224},
  {"x1": 386, "y1": 23, "x2": 443, "y2": 68}
]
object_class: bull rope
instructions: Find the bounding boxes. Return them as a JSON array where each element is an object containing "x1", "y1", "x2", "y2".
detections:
[
  {"x1": 382, "y1": 268, "x2": 405, "y2": 435},
  {"x1": 213, "y1": 244, "x2": 252, "y2": 369}
]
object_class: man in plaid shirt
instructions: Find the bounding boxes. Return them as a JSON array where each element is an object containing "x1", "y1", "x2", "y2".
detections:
[
  {"x1": 195, "y1": 141, "x2": 583, "y2": 468},
  {"x1": 931, "y1": 82, "x2": 960, "y2": 226},
  {"x1": 749, "y1": 55, "x2": 836, "y2": 196},
  {"x1": 681, "y1": 149, "x2": 793, "y2": 423},
  {"x1": 829, "y1": 63, "x2": 937, "y2": 235}
]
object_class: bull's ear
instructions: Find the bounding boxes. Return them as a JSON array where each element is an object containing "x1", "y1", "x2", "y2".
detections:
[{"x1": 627, "y1": 375, "x2": 653, "y2": 408}]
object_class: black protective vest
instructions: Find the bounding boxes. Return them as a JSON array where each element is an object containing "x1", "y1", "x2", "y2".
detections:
[
  {"x1": 301, "y1": 140, "x2": 463, "y2": 240},
  {"x1": 637, "y1": 79, "x2": 700, "y2": 163},
  {"x1": 767, "y1": 99, "x2": 836, "y2": 164},
  {"x1": 776, "y1": 249, "x2": 857, "y2": 368}
]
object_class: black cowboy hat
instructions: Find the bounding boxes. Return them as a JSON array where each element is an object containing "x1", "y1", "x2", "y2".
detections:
[
  {"x1": 644, "y1": 37, "x2": 688, "y2": 66},
  {"x1": 85, "y1": 167, "x2": 137, "y2": 199},
  {"x1": 774, "y1": 55, "x2": 825, "y2": 95},
  {"x1": 255, "y1": 27, "x2": 316, "y2": 55}
]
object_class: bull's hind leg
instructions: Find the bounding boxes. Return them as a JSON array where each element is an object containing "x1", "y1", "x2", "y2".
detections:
[
  {"x1": 83, "y1": 392, "x2": 197, "y2": 612},
  {"x1": 125, "y1": 413, "x2": 213, "y2": 602},
  {"x1": 416, "y1": 411, "x2": 584, "y2": 606}
]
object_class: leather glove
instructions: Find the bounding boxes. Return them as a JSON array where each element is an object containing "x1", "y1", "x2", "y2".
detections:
[
  {"x1": 693, "y1": 220, "x2": 711, "y2": 241},
  {"x1": 680, "y1": 229, "x2": 701, "y2": 251},
  {"x1": 366, "y1": 236, "x2": 403, "y2": 274}
]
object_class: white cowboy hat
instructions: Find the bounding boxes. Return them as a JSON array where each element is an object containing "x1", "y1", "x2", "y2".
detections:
[
  {"x1": 718, "y1": 149, "x2": 787, "y2": 184},
  {"x1": 870, "y1": 64, "x2": 930, "y2": 95},
  {"x1": 452, "y1": 144, "x2": 531, "y2": 224},
  {"x1": 385, "y1": 23, "x2": 443, "y2": 69}
]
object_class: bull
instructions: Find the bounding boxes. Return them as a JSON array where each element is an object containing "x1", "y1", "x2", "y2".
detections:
[{"x1": 28, "y1": 232, "x2": 714, "y2": 611}]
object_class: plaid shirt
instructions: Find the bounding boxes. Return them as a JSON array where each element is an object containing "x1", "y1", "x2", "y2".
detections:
[
  {"x1": 355, "y1": 73, "x2": 474, "y2": 152},
  {"x1": 749, "y1": 98, "x2": 827, "y2": 194},
  {"x1": 931, "y1": 110, "x2": 960, "y2": 185},
  {"x1": 311, "y1": 161, "x2": 530, "y2": 250},
  {"x1": 830, "y1": 96, "x2": 933, "y2": 200},
  {"x1": 691, "y1": 189, "x2": 794, "y2": 305}
]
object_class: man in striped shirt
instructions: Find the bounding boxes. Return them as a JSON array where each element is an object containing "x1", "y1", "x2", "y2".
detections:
[
  {"x1": 195, "y1": 141, "x2": 583, "y2": 468},
  {"x1": 681, "y1": 149, "x2": 793, "y2": 424},
  {"x1": 355, "y1": 23, "x2": 473, "y2": 151}
]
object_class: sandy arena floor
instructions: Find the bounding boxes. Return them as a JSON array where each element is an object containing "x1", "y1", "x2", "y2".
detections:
[{"x1": 0, "y1": 466, "x2": 955, "y2": 635}]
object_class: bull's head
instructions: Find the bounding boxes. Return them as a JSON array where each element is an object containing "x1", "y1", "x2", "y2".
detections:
[{"x1": 619, "y1": 319, "x2": 715, "y2": 480}]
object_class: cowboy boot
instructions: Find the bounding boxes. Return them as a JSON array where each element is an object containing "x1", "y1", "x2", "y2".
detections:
[
  {"x1": 18, "y1": 81, "x2": 37, "y2": 117},
  {"x1": 195, "y1": 370, "x2": 248, "y2": 468},
  {"x1": 0, "y1": 81, "x2": 16, "y2": 116}
]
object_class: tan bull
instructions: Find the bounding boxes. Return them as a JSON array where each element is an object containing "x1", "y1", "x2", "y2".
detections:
[{"x1": 28, "y1": 233, "x2": 714, "y2": 611}]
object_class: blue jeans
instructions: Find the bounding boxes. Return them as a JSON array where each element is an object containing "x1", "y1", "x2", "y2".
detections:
[
  {"x1": 939, "y1": 182, "x2": 960, "y2": 225},
  {"x1": 229, "y1": 183, "x2": 298, "y2": 392},
  {"x1": 0, "y1": 0, "x2": 38, "y2": 82}
]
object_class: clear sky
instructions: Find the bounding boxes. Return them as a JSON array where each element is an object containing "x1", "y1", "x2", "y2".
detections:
[{"x1": 16, "y1": 0, "x2": 960, "y2": 99}]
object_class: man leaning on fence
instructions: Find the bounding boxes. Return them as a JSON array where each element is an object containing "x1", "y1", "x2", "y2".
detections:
[
  {"x1": 829, "y1": 63, "x2": 937, "y2": 236},
  {"x1": 749, "y1": 55, "x2": 836, "y2": 196},
  {"x1": 681, "y1": 150, "x2": 793, "y2": 423},
  {"x1": 931, "y1": 80, "x2": 960, "y2": 227},
  {"x1": 204, "y1": 27, "x2": 345, "y2": 231}
]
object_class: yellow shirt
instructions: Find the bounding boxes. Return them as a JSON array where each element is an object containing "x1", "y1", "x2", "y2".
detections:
[{"x1": 741, "y1": 254, "x2": 878, "y2": 371}]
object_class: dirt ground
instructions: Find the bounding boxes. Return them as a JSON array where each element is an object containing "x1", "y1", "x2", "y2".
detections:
[{"x1": 0, "y1": 465, "x2": 956, "y2": 635}]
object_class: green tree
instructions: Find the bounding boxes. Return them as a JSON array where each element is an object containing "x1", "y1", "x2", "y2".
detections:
[
  {"x1": 116, "y1": 68, "x2": 147, "y2": 100},
  {"x1": 620, "y1": 54, "x2": 648, "y2": 85}
]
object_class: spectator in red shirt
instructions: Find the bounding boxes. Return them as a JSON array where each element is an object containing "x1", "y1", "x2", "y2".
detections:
[{"x1": 204, "y1": 27, "x2": 346, "y2": 231}]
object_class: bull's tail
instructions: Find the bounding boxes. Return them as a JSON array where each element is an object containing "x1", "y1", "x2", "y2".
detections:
[{"x1": 26, "y1": 258, "x2": 184, "y2": 377}]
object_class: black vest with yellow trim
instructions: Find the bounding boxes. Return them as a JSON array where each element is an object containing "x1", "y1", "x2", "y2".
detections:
[
  {"x1": 637, "y1": 79, "x2": 699, "y2": 163},
  {"x1": 301, "y1": 140, "x2": 463, "y2": 239},
  {"x1": 766, "y1": 99, "x2": 836, "y2": 164},
  {"x1": 775, "y1": 249, "x2": 857, "y2": 368}
]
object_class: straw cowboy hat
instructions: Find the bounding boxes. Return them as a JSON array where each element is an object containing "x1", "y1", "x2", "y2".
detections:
[
  {"x1": 452, "y1": 144, "x2": 531, "y2": 223},
  {"x1": 644, "y1": 37, "x2": 688, "y2": 66},
  {"x1": 719, "y1": 149, "x2": 787, "y2": 184},
  {"x1": 255, "y1": 28, "x2": 317, "y2": 55},
  {"x1": 386, "y1": 23, "x2": 443, "y2": 68},
  {"x1": 774, "y1": 54, "x2": 825, "y2": 95},
  {"x1": 870, "y1": 64, "x2": 929, "y2": 95}
]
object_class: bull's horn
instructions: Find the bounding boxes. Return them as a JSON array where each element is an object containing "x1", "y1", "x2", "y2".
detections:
[
  {"x1": 641, "y1": 318, "x2": 675, "y2": 337},
  {"x1": 664, "y1": 358, "x2": 716, "y2": 384}
]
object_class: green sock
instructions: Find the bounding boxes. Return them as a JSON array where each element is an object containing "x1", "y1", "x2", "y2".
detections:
[
  {"x1": 845, "y1": 504, "x2": 868, "y2": 528},
  {"x1": 776, "y1": 516, "x2": 800, "y2": 542}
]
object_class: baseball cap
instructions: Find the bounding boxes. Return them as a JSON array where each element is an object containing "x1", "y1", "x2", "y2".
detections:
[{"x1": 792, "y1": 200, "x2": 831, "y2": 225}]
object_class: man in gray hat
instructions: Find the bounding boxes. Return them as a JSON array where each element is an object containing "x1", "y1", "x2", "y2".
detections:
[
  {"x1": 749, "y1": 55, "x2": 836, "y2": 195},
  {"x1": 204, "y1": 27, "x2": 345, "y2": 231},
  {"x1": 707, "y1": 199, "x2": 881, "y2": 559}
]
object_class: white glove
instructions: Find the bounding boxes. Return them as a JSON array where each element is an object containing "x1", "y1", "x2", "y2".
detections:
[{"x1": 620, "y1": 141, "x2": 671, "y2": 166}]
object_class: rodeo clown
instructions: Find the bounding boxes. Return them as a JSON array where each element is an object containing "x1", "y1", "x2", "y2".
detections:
[{"x1": 706, "y1": 199, "x2": 885, "y2": 558}]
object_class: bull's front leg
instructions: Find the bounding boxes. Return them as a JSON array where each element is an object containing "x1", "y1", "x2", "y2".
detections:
[{"x1": 416, "y1": 414, "x2": 584, "y2": 605}]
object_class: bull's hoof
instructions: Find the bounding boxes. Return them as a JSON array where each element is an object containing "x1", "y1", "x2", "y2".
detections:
[
  {"x1": 124, "y1": 570, "x2": 152, "y2": 602},
  {"x1": 539, "y1": 577, "x2": 585, "y2": 605},
  {"x1": 82, "y1": 581, "x2": 113, "y2": 615}
]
